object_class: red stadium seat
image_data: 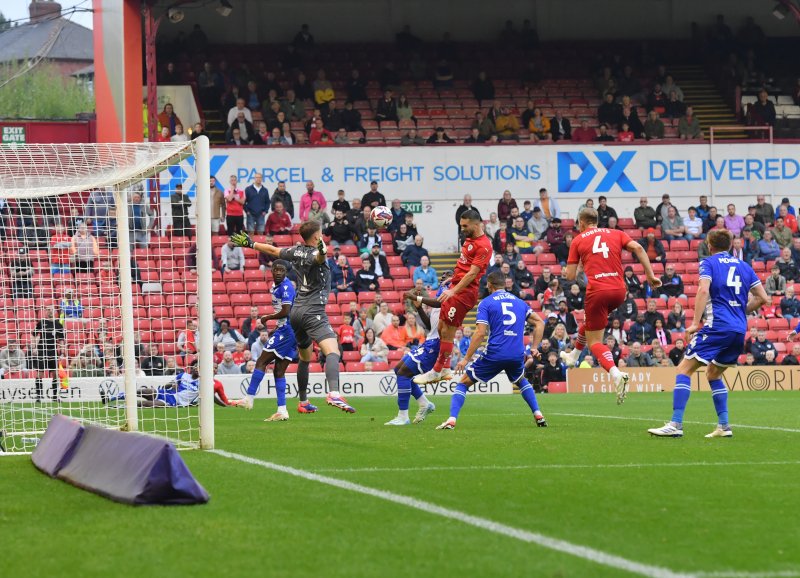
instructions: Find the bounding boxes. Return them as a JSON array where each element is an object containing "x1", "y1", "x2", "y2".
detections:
[
  {"x1": 230, "y1": 294, "x2": 251, "y2": 306},
  {"x1": 358, "y1": 291, "x2": 377, "y2": 304},
  {"x1": 346, "y1": 362, "x2": 365, "y2": 372},
  {"x1": 342, "y1": 351, "x2": 360, "y2": 362},
  {"x1": 337, "y1": 291, "x2": 357, "y2": 304}
]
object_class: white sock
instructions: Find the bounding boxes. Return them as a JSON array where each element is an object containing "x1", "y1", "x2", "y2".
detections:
[
  {"x1": 610, "y1": 366, "x2": 622, "y2": 380},
  {"x1": 278, "y1": 405, "x2": 287, "y2": 414},
  {"x1": 247, "y1": 394, "x2": 255, "y2": 403},
  {"x1": 398, "y1": 410, "x2": 409, "y2": 420},
  {"x1": 417, "y1": 395, "x2": 429, "y2": 408},
  {"x1": 329, "y1": 390, "x2": 340, "y2": 398},
  {"x1": 534, "y1": 410, "x2": 543, "y2": 418}
]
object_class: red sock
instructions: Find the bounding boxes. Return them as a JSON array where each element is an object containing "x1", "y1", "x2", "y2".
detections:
[
  {"x1": 214, "y1": 380, "x2": 230, "y2": 405},
  {"x1": 590, "y1": 343, "x2": 616, "y2": 372},
  {"x1": 574, "y1": 324, "x2": 587, "y2": 351},
  {"x1": 433, "y1": 341, "x2": 454, "y2": 372}
]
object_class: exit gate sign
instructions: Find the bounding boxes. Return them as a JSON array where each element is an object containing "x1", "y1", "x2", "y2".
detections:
[{"x1": 2, "y1": 126, "x2": 25, "y2": 144}]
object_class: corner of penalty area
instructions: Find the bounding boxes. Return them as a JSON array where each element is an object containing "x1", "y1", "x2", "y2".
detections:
[{"x1": 32, "y1": 415, "x2": 209, "y2": 506}]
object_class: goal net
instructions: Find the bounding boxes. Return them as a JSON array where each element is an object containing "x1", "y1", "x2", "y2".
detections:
[{"x1": 0, "y1": 138, "x2": 214, "y2": 455}]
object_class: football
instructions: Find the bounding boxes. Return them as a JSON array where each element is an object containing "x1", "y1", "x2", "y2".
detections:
[{"x1": 370, "y1": 206, "x2": 393, "y2": 228}]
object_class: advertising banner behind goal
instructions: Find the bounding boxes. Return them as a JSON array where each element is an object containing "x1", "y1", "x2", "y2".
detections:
[{"x1": 566, "y1": 366, "x2": 800, "y2": 394}]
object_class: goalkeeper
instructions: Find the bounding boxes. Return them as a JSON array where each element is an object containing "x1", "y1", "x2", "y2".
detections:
[{"x1": 231, "y1": 222, "x2": 356, "y2": 413}]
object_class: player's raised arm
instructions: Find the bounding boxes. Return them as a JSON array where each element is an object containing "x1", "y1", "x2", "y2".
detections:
[
  {"x1": 315, "y1": 236, "x2": 328, "y2": 264},
  {"x1": 404, "y1": 289, "x2": 443, "y2": 309},
  {"x1": 625, "y1": 240, "x2": 662, "y2": 289},
  {"x1": 230, "y1": 232, "x2": 282, "y2": 258}
]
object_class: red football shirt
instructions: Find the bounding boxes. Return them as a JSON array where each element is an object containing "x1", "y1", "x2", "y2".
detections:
[
  {"x1": 452, "y1": 234, "x2": 493, "y2": 292},
  {"x1": 567, "y1": 228, "x2": 633, "y2": 292}
]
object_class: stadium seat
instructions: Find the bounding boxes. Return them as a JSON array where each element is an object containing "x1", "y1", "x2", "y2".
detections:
[
  {"x1": 342, "y1": 351, "x2": 360, "y2": 362},
  {"x1": 346, "y1": 362, "x2": 365, "y2": 372},
  {"x1": 358, "y1": 291, "x2": 377, "y2": 304}
]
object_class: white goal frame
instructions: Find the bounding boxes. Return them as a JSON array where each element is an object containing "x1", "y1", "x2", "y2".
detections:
[{"x1": 0, "y1": 137, "x2": 213, "y2": 453}]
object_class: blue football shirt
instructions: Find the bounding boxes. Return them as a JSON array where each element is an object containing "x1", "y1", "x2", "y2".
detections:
[
  {"x1": 698, "y1": 252, "x2": 761, "y2": 334},
  {"x1": 475, "y1": 291, "x2": 533, "y2": 360},
  {"x1": 271, "y1": 278, "x2": 296, "y2": 327}
]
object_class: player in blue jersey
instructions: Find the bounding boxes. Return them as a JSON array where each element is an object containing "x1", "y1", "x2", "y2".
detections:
[
  {"x1": 238, "y1": 260, "x2": 311, "y2": 421},
  {"x1": 384, "y1": 271, "x2": 452, "y2": 426},
  {"x1": 436, "y1": 271, "x2": 547, "y2": 430},
  {"x1": 101, "y1": 363, "x2": 214, "y2": 407},
  {"x1": 648, "y1": 229, "x2": 769, "y2": 438}
]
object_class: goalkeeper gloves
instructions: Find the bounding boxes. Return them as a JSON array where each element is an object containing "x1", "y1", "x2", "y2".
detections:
[
  {"x1": 317, "y1": 236, "x2": 327, "y2": 256},
  {"x1": 231, "y1": 232, "x2": 254, "y2": 248}
]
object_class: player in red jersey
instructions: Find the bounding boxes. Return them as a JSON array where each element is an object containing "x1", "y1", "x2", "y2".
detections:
[
  {"x1": 561, "y1": 207, "x2": 661, "y2": 404},
  {"x1": 414, "y1": 210, "x2": 492, "y2": 385}
]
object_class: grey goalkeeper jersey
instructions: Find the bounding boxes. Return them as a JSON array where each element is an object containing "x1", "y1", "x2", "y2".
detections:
[{"x1": 279, "y1": 245, "x2": 331, "y2": 307}]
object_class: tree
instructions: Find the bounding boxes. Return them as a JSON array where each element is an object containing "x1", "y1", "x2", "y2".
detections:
[
  {"x1": 0, "y1": 62, "x2": 95, "y2": 119},
  {"x1": 0, "y1": 12, "x2": 9, "y2": 32}
]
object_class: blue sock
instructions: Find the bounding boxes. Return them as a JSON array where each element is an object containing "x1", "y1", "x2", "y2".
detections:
[
  {"x1": 247, "y1": 369, "x2": 266, "y2": 396},
  {"x1": 410, "y1": 381, "x2": 424, "y2": 400},
  {"x1": 709, "y1": 378, "x2": 729, "y2": 426},
  {"x1": 671, "y1": 373, "x2": 692, "y2": 425},
  {"x1": 397, "y1": 375, "x2": 413, "y2": 411},
  {"x1": 449, "y1": 383, "x2": 469, "y2": 419},
  {"x1": 517, "y1": 379, "x2": 540, "y2": 413},
  {"x1": 275, "y1": 376, "x2": 287, "y2": 408}
]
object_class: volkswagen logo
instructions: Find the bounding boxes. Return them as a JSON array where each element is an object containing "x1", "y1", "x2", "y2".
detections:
[
  {"x1": 240, "y1": 376, "x2": 253, "y2": 396},
  {"x1": 379, "y1": 375, "x2": 396, "y2": 395}
]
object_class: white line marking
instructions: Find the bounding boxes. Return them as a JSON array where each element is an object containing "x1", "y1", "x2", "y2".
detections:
[
  {"x1": 315, "y1": 460, "x2": 800, "y2": 474},
  {"x1": 695, "y1": 570, "x2": 800, "y2": 578},
  {"x1": 551, "y1": 412, "x2": 800, "y2": 434},
  {"x1": 211, "y1": 448, "x2": 691, "y2": 578}
]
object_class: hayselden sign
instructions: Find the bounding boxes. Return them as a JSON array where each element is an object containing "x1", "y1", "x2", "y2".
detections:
[{"x1": 162, "y1": 143, "x2": 800, "y2": 200}]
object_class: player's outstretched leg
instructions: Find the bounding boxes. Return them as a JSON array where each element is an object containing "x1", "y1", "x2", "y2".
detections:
[
  {"x1": 589, "y1": 341, "x2": 629, "y2": 405},
  {"x1": 239, "y1": 351, "x2": 273, "y2": 410},
  {"x1": 560, "y1": 324, "x2": 586, "y2": 368},
  {"x1": 436, "y1": 382, "x2": 468, "y2": 430},
  {"x1": 411, "y1": 380, "x2": 435, "y2": 424},
  {"x1": 414, "y1": 327, "x2": 455, "y2": 385},
  {"x1": 266, "y1": 359, "x2": 292, "y2": 421},
  {"x1": 518, "y1": 378, "x2": 547, "y2": 427},
  {"x1": 705, "y1": 378, "x2": 732, "y2": 438},
  {"x1": 295, "y1": 356, "x2": 318, "y2": 413},
  {"x1": 649, "y1": 373, "x2": 690, "y2": 437},
  {"x1": 319, "y1": 339, "x2": 355, "y2": 413},
  {"x1": 385, "y1": 374, "x2": 413, "y2": 425}
]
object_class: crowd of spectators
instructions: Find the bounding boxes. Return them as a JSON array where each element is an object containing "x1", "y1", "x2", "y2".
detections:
[{"x1": 160, "y1": 15, "x2": 797, "y2": 147}]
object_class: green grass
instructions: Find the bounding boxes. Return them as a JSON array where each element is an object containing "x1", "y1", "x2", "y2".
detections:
[{"x1": 2, "y1": 392, "x2": 800, "y2": 578}]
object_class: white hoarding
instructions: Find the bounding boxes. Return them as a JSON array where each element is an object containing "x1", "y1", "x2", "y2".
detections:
[
  {"x1": 161, "y1": 143, "x2": 800, "y2": 251},
  {"x1": 0, "y1": 372, "x2": 513, "y2": 403}
]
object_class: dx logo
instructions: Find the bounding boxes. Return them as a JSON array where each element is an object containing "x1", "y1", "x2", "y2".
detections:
[{"x1": 557, "y1": 151, "x2": 637, "y2": 193}]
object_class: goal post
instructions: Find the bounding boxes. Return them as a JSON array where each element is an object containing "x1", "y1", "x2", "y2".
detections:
[{"x1": 0, "y1": 137, "x2": 213, "y2": 455}]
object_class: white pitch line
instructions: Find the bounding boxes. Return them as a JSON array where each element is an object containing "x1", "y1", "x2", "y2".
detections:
[
  {"x1": 695, "y1": 570, "x2": 800, "y2": 578},
  {"x1": 211, "y1": 448, "x2": 691, "y2": 578},
  {"x1": 550, "y1": 412, "x2": 800, "y2": 434},
  {"x1": 315, "y1": 460, "x2": 800, "y2": 474}
]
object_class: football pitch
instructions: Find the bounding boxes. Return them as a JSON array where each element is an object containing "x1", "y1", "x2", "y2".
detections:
[{"x1": 3, "y1": 392, "x2": 799, "y2": 578}]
